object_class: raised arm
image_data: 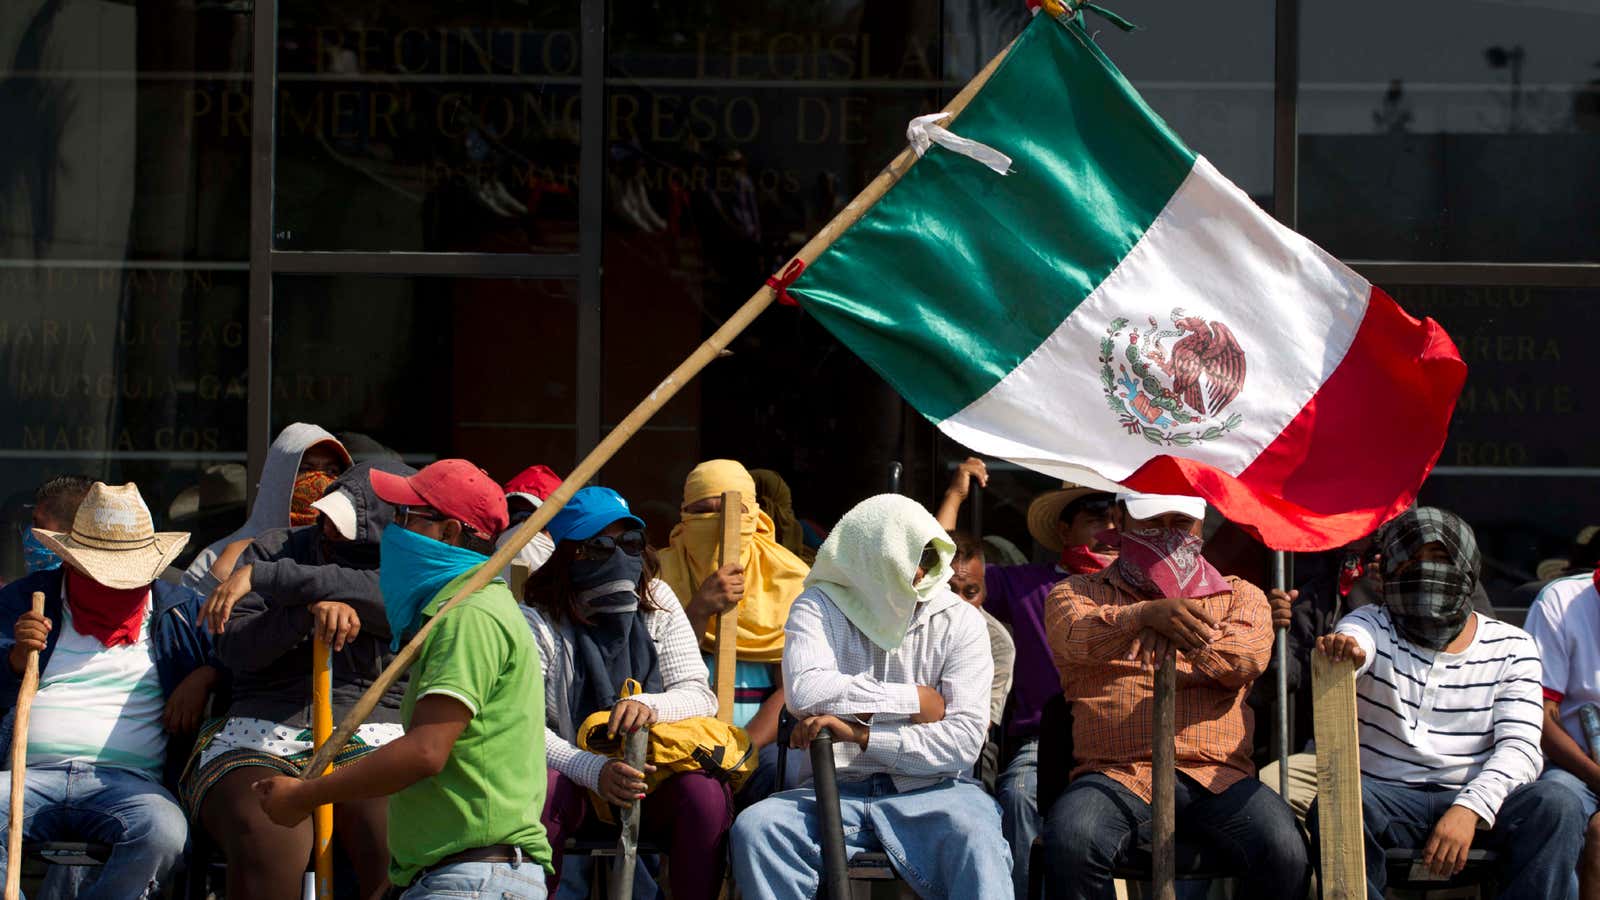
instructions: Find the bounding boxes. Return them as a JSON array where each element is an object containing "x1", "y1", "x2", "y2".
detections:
[
  {"x1": 1184, "y1": 580, "x2": 1274, "y2": 688},
  {"x1": 783, "y1": 590, "x2": 922, "y2": 719},
  {"x1": 934, "y1": 457, "x2": 988, "y2": 531}
]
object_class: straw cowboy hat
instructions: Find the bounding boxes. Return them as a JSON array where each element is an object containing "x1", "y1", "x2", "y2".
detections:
[
  {"x1": 34, "y1": 483, "x2": 190, "y2": 589},
  {"x1": 1026, "y1": 482, "x2": 1111, "y2": 553}
]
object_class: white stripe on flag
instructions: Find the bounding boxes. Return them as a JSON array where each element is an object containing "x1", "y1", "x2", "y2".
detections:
[{"x1": 938, "y1": 156, "x2": 1371, "y2": 484}]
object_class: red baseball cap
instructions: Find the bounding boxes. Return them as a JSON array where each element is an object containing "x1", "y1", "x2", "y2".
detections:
[
  {"x1": 370, "y1": 459, "x2": 510, "y2": 540},
  {"x1": 503, "y1": 464, "x2": 563, "y2": 508}
]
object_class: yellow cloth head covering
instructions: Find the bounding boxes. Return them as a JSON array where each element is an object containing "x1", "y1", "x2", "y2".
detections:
[{"x1": 658, "y1": 460, "x2": 810, "y2": 663}]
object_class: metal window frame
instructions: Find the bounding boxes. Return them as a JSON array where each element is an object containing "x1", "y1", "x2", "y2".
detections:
[{"x1": 244, "y1": 0, "x2": 605, "y2": 493}]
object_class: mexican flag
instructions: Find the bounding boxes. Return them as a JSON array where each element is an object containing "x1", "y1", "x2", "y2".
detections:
[{"x1": 784, "y1": 13, "x2": 1465, "y2": 551}]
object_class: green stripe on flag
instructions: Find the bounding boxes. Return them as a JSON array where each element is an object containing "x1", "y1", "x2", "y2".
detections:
[{"x1": 789, "y1": 15, "x2": 1195, "y2": 420}]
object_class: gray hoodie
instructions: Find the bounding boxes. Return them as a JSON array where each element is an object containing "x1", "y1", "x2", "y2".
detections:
[{"x1": 181, "y1": 422, "x2": 348, "y2": 596}]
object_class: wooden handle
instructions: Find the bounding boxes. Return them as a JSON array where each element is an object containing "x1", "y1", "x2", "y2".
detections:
[
  {"x1": 714, "y1": 491, "x2": 743, "y2": 723},
  {"x1": 1151, "y1": 654, "x2": 1176, "y2": 900},
  {"x1": 310, "y1": 639, "x2": 334, "y2": 899},
  {"x1": 1313, "y1": 652, "x2": 1365, "y2": 900},
  {"x1": 300, "y1": 32, "x2": 1022, "y2": 780},
  {"x1": 6, "y1": 593, "x2": 46, "y2": 900}
]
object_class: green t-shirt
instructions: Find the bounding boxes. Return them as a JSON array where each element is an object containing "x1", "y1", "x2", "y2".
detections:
[{"x1": 388, "y1": 572, "x2": 551, "y2": 886}]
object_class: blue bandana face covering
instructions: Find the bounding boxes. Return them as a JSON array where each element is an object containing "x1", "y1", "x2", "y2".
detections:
[
  {"x1": 22, "y1": 529, "x2": 61, "y2": 573},
  {"x1": 378, "y1": 525, "x2": 489, "y2": 650}
]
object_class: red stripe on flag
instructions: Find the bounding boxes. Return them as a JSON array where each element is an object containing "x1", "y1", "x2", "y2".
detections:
[{"x1": 1123, "y1": 285, "x2": 1466, "y2": 551}]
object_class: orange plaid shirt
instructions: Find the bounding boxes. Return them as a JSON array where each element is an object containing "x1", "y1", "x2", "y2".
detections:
[{"x1": 1044, "y1": 568, "x2": 1272, "y2": 802}]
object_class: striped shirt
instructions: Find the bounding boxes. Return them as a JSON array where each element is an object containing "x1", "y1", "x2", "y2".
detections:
[
  {"x1": 1046, "y1": 569, "x2": 1272, "y2": 802},
  {"x1": 1336, "y1": 606, "x2": 1543, "y2": 826},
  {"x1": 704, "y1": 658, "x2": 779, "y2": 729},
  {"x1": 29, "y1": 596, "x2": 166, "y2": 776}
]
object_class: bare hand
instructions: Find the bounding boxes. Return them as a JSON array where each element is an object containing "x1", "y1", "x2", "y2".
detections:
[
  {"x1": 790, "y1": 715, "x2": 868, "y2": 750},
  {"x1": 1127, "y1": 628, "x2": 1174, "y2": 669},
  {"x1": 252, "y1": 775, "x2": 313, "y2": 827},
  {"x1": 691, "y1": 564, "x2": 745, "y2": 619},
  {"x1": 944, "y1": 457, "x2": 989, "y2": 501},
  {"x1": 9, "y1": 611, "x2": 51, "y2": 674},
  {"x1": 598, "y1": 758, "x2": 657, "y2": 807},
  {"x1": 202, "y1": 563, "x2": 253, "y2": 634},
  {"x1": 912, "y1": 685, "x2": 947, "y2": 724},
  {"x1": 162, "y1": 665, "x2": 217, "y2": 734},
  {"x1": 1136, "y1": 597, "x2": 1217, "y2": 652},
  {"x1": 1268, "y1": 588, "x2": 1297, "y2": 631},
  {"x1": 1422, "y1": 805, "x2": 1479, "y2": 877},
  {"x1": 607, "y1": 699, "x2": 658, "y2": 738},
  {"x1": 309, "y1": 601, "x2": 361, "y2": 652},
  {"x1": 1315, "y1": 633, "x2": 1367, "y2": 666}
]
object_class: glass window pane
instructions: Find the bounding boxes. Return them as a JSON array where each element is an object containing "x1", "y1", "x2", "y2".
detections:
[
  {"x1": 1393, "y1": 285, "x2": 1596, "y2": 611},
  {"x1": 1299, "y1": 1, "x2": 1600, "y2": 261},
  {"x1": 273, "y1": 2, "x2": 581, "y2": 252},
  {"x1": 272, "y1": 276, "x2": 577, "y2": 478}
]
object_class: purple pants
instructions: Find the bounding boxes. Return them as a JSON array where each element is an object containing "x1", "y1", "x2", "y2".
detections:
[{"x1": 541, "y1": 767, "x2": 733, "y2": 900}]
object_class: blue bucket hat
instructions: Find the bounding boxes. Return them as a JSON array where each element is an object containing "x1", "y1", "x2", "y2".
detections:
[{"x1": 547, "y1": 486, "x2": 646, "y2": 544}]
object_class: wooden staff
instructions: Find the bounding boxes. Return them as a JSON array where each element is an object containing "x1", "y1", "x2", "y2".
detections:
[
  {"x1": 1151, "y1": 653, "x2": 1176, "y2": 900},
  {"x1": 1313, "y1": 652, "x2": 1364, "y2": 900},
  {"x1": 301, "y1": 32, "x2": 1022, "y2": 780},
  {"x1": 609, "y1": 727, "x2": 649, "y2": 900},
  {"x1": 5, "y1": 593, "x2": 46, "y2": 900},
  {"x1": 310, "y1": 638, "x2": 334, "y2": 899},
  {"x1": 714, "y1": 490, "x2": 743, "y2": 723}
]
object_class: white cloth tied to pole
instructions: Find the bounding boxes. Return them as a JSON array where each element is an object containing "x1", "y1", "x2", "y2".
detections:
[{"x1": 906, "y1": 112, "x2": 1013, "y2": 175}]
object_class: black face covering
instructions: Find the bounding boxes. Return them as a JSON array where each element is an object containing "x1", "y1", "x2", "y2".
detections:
[{"x1": 566, "y1": 548, "x2": 663, "y2": 728}]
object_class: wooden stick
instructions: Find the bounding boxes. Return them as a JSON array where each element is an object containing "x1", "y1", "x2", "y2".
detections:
[
  {"x1": 714, "y1": 490, "x2": 743, "y2": 723},
  {"x1": 310, "y1": 638, "x2": 334, "y2": 900},
  {"x1": 1313, "y1": 652, "x2": 1364, "y2": 900},
  {"x1": 609, "y1": 727, "x2": 649, "y2": 900},
  {"x1": 301, "y1": 31, "x2": 1022, "y2": 780},
  {"x1": 1151, "y1": 654, "x2": 1176, "y2": 900},
  {"x1": 5, "y1": 593, "x2": 46, "y2": 900}
]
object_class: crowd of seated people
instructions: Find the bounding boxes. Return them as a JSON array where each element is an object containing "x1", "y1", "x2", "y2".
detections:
[{"x1": 0, "y1": 429, "x2": 1594, "y2": 900}]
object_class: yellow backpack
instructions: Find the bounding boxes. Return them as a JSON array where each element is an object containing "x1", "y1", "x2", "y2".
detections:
[{"x1": 576, "y1": 680, "x2": 758, "y2": 821}]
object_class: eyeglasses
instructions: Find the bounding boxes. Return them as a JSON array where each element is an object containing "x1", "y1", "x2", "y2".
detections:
[
  {"x1": 577, "y1": 529, "x2": 646, "y2": 559},
  {"x1": 398, "y1": 506, "x2": 449, "y2": 527}
]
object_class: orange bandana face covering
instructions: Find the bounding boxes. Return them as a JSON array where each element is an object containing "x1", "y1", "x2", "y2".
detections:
[{"x1": 290, "y1": 470, "x2": 338, "y2": 526}]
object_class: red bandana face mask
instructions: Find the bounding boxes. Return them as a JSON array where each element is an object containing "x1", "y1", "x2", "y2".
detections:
[
  {"x1": 1060, "y1": 544, "x2": 1115, "y2": 575},
  {"x1": 65, "y1": 569, "x2": 149, "y2": 648},
  {"x1": 1107, "y1": 528, "x2": 1231, "y2": 599}
]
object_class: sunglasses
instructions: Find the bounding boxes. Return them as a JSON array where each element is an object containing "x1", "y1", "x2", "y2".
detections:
[
  {"x1": 398, "y1": 506, "x2": 449, "y2": 527},
  {"x1": 576, "y1": 529, "x2": 646, "y2": 559}
]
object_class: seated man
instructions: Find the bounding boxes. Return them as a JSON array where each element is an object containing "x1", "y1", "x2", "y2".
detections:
[
  {"x1": 1310, "y1": 507, "x2": 1584, "y2": 900},
  {"x1": 1042, "y1": 491, "x2": 1307, "y2": 900},
  {"x1": 731, "y1": 494, "x2": 1011, "y2": 900},
  {"x1": 948, "y1": 530, "x2": 1016, "y2": 790},
  {"x1": 0, "y1": 482, "x2": 217, "y2": 899},
  {"x1": 1526, "y1": 565, "x2": 1600, "y2": 900}
]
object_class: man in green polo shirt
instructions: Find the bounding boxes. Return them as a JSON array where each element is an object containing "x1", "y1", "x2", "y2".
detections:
[{"x1": 253, "y1": 459, "x2": 550, "y2": 898}]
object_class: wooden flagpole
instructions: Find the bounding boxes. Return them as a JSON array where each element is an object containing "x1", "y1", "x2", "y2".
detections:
[
  {"x1": 4, "y1": 594, "x2": 45, "y2": 900},
  {"x1": 301, "y1": 31, "x2": 1023, "y2": 780},
  {"x1": 713, "y1": 491, "x2": 743, "y2": 723}
]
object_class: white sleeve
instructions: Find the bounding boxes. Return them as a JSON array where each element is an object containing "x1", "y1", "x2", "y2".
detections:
[
  {"x1": 782, "y1": 591, "x2": 921, "y2": 718},
  {"x1": 1334, "y1": 608, "x2": 1381, "y2": 678},
  {"x1": 862, "y1": 605, "x2": 992, "y2": 776},
  {"x1": 1523, "y1": 591, "x2": 1570, "y2": 697},
  {"x1": 629, "y1": 580, "x2": 717, "y2": 722},
  {"x1": 1454, "y1": 644, "x2": 1546, "y2": 826}
]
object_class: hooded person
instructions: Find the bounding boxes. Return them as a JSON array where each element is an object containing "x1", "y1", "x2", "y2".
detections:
[
  {"x1": 658, "y1": 460, "x2": 809, "y2": 798},
  {"x1": 498, "y1": 463, "x2": 562, "y2": 586},
  {"x1": 184, "y1": 458, "x2": 414, "y2": 900},
  {"x1": 252, "y1": 458, "x2": 551, "y2": 900},
  {"x1": 933, "y1": 457, "x2": 1118, "y2": 899},
  {"x1": 525, "y1": 486, "x2": 731, "y2": 900},
  {"x1": 0, "y1": 482, "x2": 219, "y2": 899},
  {"x1": 1042, "y1": 491, "x2": 1308, "y2": 900},
  {"x1": 181, "y1": 422, "x2": 351, "y2": 596},
  {"x1": 730, "y1": 493, "x2": 1012, "y2": 900},
  {"x1": 1308, "y1": 507, "x2": 1583, "y2": 900},
  {"x1": 749, "y1": 468, "x2": 816, "y2": 564}
]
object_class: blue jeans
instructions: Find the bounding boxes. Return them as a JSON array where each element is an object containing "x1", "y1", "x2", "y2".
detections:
[
  {"x1": 1307, "y1": 776, "x2": 1586, "y2": 900},
  {"x1": 1043, "y1": 772, "x2": 1308, "y2": 900},
  {"x1": 1540, "y1": 767, "x2": 1599, "y2": 900},
  {"x1": 998, "y1": 738, "x2": 1039, "y2": 900},
  {"x1": 731, "y1": 773, "x2": 1011, "y2": 900},
  {"x1": 0, "y1": 762, "x2": 186, "y2": 900},
  {"x1": 399, "y1": 858, "x2": 548, "y2": 899}
]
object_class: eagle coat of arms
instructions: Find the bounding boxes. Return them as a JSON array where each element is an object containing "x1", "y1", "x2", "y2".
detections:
[{"x1": 1099, "y1": 311, "x2": 1247, "y2": 447}]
